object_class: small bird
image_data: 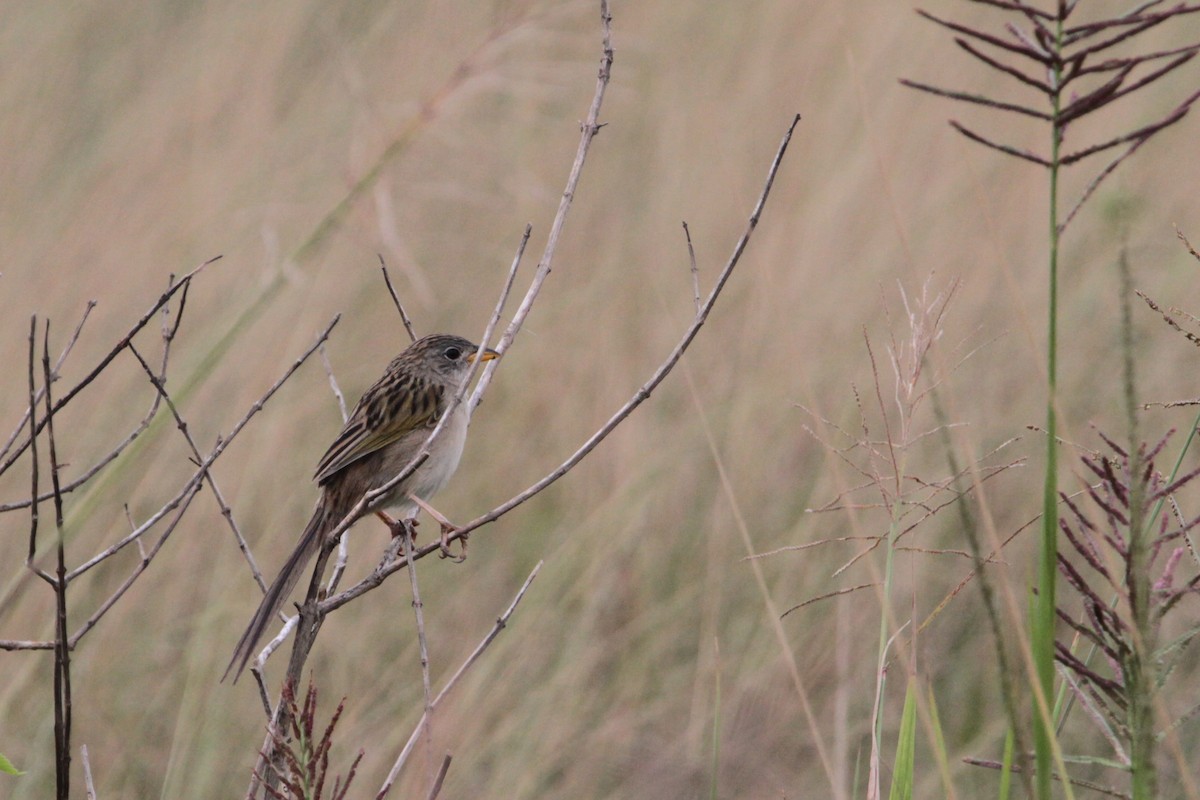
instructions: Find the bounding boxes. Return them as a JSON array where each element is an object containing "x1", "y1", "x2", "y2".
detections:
[{"x1": 223, "y1": 333, "x2": 498, "y2": 683}]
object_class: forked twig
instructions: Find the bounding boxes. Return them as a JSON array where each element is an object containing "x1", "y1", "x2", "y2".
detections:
[
  {"x1": 375, "y1": 562, "x2": 542, "y2": 799},
  {"x1": 324, "y1": 111, "x2": 802, "y2": 612},
  {"x1": 0, "y1": 300, "x2": 96, "y2": 464},
  {"x1": 0, "y1": 256, "x2": 220, "y2": 481}
]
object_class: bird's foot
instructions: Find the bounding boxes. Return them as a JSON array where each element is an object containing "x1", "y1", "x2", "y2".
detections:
[
  {"x1": 439, "y1": 524, "x2": 468, "y2": 562},
  {"x1": 378, "y1": 511, "x2": 420, "y2": 544}
]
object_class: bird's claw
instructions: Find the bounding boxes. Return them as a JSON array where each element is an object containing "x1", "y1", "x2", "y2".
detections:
[
  {"x1": 380, "y1": 512, "x2": 418, "y2": 539},
  {"x1": 438, "y1": 524, "x2": 468, "y2": 562}
]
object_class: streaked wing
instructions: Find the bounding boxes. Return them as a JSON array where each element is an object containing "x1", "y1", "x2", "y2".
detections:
[{"x1": 313, "y1": 369, "x2": 444, "y2": 484}]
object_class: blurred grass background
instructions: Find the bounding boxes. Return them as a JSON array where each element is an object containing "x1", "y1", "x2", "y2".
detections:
[{"x1": 2, "y1": 1, "x2": 1199, "y2": 797}]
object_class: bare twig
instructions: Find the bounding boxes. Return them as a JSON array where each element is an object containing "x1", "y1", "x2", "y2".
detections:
[
  {"x1": 376, "y1": 562, "x2": 542, "y2": 799},
  {"x1": 326, "y1": 112, "x2": 802, "y2": 612},
  {"x1": 67, "y1": 477, "x2": 206, "y2": 648},
  {"x1": 468, "y1": 224, "x2": 531, "y2": 412},
  {"x1": 0, "y1": 256, "x2": 220, "y2": 481},
  {"x1": 25, "y1": 317, "x2": 52, "y2": 583},
  {"x1": 0, "y1": 300, "x2": 96, "y2": 464},
  {"x1": 81, "y1": 745, "x2": 96, "y2": 800},
  {"x1": 319, "y1": 351, "x2": 354, "y2": 595},
  {"x1": 484, "y1": 3, "x2": 614, "y2": 363},
  {"x1": 43, "y1": 323, "x2": 73, "y2": 800},
  {"x1": 0, "y1": 382, "x2": 170, "y2": 515},
  {"x1": 319, "y1": 345, "x2": 349, "y2": 423},
  {"x1": 66, "y1": 315, "x2": 339, "y2": 583},
  {"x1": 379, "y1": 255, "x2": 417, "y2": 344},
  {"x1": 683, "y1": 221, "x2": 701, "y2": 314},
  {"x1": 424, "y1": 755, "x2": 452, "y2": 800},
  {"x1": 127, "y1": 343, "x2": 268, "y2": 593},
  {"x1": 402, "y1": 524, "x2": 436, "y2": 783}
]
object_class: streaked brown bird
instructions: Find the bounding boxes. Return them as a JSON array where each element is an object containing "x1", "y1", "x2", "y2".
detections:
[{"x1": 223, "y1": 333, "x2": 498, "y2": 683}]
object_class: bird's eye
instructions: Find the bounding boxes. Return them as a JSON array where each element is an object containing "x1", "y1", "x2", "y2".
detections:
[{"x1": 444, "y1": 346, "x2": 462, "y2": 360}]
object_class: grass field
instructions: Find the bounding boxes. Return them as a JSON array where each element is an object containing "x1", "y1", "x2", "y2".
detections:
[{"x1": 2, "y1": 1, "x2": 1199, "y2": 797}]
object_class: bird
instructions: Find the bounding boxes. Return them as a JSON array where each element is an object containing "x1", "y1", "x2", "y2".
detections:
[{"x1": 223, "y1": 333, "x2": 498, "y2": 683}]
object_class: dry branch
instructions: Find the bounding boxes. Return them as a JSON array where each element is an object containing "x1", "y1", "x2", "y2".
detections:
[
  {"x1": 322, "y1": 111, "x2": 801, "y2": 613},
  {"x1": 0, "y1": 256, "x2": 219, "y2": 481},
  {"x1": 375, "y1": 562, "x2": 542, "y2": 799}
]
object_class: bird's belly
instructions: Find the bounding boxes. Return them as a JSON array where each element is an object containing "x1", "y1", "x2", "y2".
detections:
[{"x1": 375, "y1": 405, "x2": 470, "y2": 516}]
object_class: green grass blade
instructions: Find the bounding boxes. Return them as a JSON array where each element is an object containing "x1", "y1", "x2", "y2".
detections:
[
  {"x1": 999, "y1": 727, "x2": 1014, "y2": 800},
  {"x1": 889, "y1": 679, "x2": 917, "y2": 800}
]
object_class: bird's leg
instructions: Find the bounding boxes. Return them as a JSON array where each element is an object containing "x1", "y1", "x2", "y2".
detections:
[
  {"x1": 376, "y1": 510, "x2": 420, "y2": 541},
  {"x1": 408, "y1": 494, "x2": 467, "y2": 562}
]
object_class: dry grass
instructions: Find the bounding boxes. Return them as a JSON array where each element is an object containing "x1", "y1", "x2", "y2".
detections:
[{"x1": 2, "y1": 1, "x2": 1200, "y2": 797}]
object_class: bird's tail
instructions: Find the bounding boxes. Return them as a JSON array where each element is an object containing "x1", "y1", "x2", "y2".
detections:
[{"x1": 222, "y1": 504, "x2": 330, "y2": 684}]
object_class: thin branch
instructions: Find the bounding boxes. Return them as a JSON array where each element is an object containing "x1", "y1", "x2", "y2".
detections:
[
  {"x1": 402, "y1": 524, "x2": 435, "y2": 782},
  {"x1": 26, "y1": 316, "x2": 52, "y2": 583},
  {"x1": 68, "y1": 480, "x2": 205, "y2": 647},
  {"x1": 127, "y1": 343, "x2": 268, "y2": 593},
  {"x1": 375, "y1": 562, "x2": 542, "y2": 799},
  {"x1": 0, "y1": 256, "x2": 220, "y2": 480},
  {"x1": 327, "y1": 112, "x2": 802, "y2": 612},
  {"x1": 423, "y1": 755, "x2": 452, "y2": 800},
  {"x1": 81, "y1": 745, "x2": 96, "y2": 800},
  {"x1": 379, "y1": 255, "x2": 417, "y2": 344},
  {"x1": 483, "y1": 2, "x2": 614, "y2": 363},
  {"x1": 319, "y1": 345, "x2": 349, "y2": 423},
  {"x1": 682, "y1": 221, "x2": 701, "y2": 315},
  {"x1": 0, "y1": 359, "x2": 173, "y2": 514},
  {"x1": 67, "y1": 316, "x2": 339, "y2": 581},
  {"x1": 0, "y1": 300, "x2": 96, "y2": 464},
  {"x1": 44, "y1": 323, "x2": 72, "y2": 800},
  {"x1": 468, "y1": 223, "x2": 531, "y2": 413}
]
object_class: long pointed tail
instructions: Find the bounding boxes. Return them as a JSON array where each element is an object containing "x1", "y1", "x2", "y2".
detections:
[{"x1": 222, "y1": 505, "x2": 329, "y2": 683}]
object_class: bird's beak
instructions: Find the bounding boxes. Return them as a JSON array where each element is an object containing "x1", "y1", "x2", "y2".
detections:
[{"x1": 467, "y1": 347, "x2": 500, "y2": 364}]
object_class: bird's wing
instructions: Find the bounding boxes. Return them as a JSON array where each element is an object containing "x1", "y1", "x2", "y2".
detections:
[{"x1": 313, "y1": 370, "x2": 444, "y2": 484}]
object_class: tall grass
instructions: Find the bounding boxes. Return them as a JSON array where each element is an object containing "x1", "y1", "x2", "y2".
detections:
[
  {"x1": 905, "y1": 2, "x2": 1200, "y2": 795},
  {"x1": 2, "y1": 2, "x2": 1200, "y2": 798}
]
